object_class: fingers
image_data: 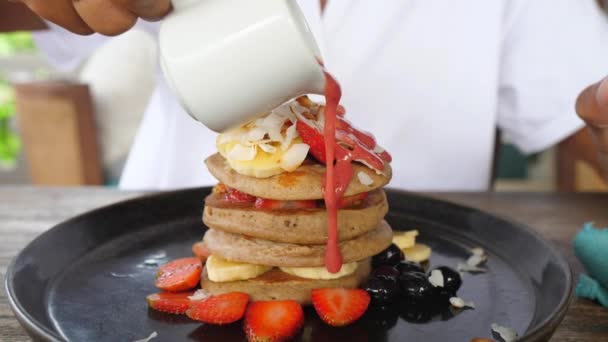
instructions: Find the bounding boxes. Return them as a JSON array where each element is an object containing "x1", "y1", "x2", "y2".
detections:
[
  {"x1": 21, "y1": 0, "x2": 93, "y2": 35},
  {"x1": 577, "y1": 79, "x2": 608, "y2": 155},
  {"x1": 72, "y1": 0, "x2": 137, "y2": 36},
  {"x1": 576, "y1": 78, "x2": 608, "y2": 128},
  {"x1": 111, "y1": 0, "x2": 172, "y2": 21}
]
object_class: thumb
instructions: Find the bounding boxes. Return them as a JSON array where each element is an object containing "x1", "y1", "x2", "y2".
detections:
[{"x1": 577, "y1": 77, "x2": 608, "y2": 128}]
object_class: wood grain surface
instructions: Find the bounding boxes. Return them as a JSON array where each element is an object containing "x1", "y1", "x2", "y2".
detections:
[{"x1": 0, "y1": 187, "x2": 607, "y2": 341}]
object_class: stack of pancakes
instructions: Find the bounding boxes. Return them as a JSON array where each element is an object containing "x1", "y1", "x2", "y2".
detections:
[{"x1": 199, "y1": 153, "x2": 394, "y2": 304}]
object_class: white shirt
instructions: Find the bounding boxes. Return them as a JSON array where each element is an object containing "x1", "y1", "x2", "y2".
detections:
[{"x1": 33, "y1": 0, "x2": 608, "y2": 191}]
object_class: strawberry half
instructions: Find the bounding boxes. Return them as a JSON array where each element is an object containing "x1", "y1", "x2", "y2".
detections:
[
  {"x1": 187, "y1": 292, "x2": 249, "y2": 325},
  {"x1": 146, "y1": 291, "x2": 194, "y2": 314},
  {"x1": 296, "y1": 120, "x2": 326, "y2": 164},
  {"x1": 311, "y1": 288, "x2": 370, "y2": 327},
  {"x1": 155, "y1": 257, "x2": 202, "y2": 292},
  {"x1": 254, "y1": 198, "x2": 317, "y2": 210},
  {"x1": 192, "y1": 241, "x2": 211, "y2": 262},
  {"x1": 244, "y1": 300, "x2": 304, "y2": 342}
]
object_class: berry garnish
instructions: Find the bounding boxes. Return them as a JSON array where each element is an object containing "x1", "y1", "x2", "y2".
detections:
[
  {"x1": 224, "y1": 188, "x2": 256, "y2": 203},
  {"x1": 186, "y1": 292, "x2": 249, "y2": 325},
  {"x1": 254, "y1": 198, "x2": 317, "y2": 210},
  {"x1": 372, "y1": 244, "x2": 405, "y2": 268},
  {"x1": 244, "y1": 300, "x2": 304, "y2": 342},
  {"x1": 311, "y1": 288, "x2": 370, "y2": 327},
  {"x1": 296, "y1": 119, "x2": 327, "y2": 164},
  {"x1": 429, "y1": 266, "x2": 462, "y2": 296},
  {"x1": 371, "y1": 265, "x2": 400, "y2": 281},
  {"x1": 146, "y1": 291, "x2": 195, "y2": 314},
  {"x1": 155, "y1": 257, "x2": 202, "y2": 292},
  {"x1": 362, "y1": 304, "x2": 399, "y2": 330},
  {"x1": 396, "y1": 260, "x2": 425, "y2": 275},
  {"x1": 398, "y1": 272, "x2": 435, "y2": 306},
  {"x1": 364, "y1": 276, "x2": 401, "y2": 305}
]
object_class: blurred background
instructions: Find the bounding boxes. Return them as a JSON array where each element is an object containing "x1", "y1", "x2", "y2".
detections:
[{"x1": 0, "y1": 1, "x2": 607, "y2": 192}]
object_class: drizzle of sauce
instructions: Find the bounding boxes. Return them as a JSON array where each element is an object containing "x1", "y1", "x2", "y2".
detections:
[
  {"x1": 322, "y1": 69, "x2": 343, "y2": 273},
  {"x1": 320, "y1": 68, "x2": 392, "y2": 273}
]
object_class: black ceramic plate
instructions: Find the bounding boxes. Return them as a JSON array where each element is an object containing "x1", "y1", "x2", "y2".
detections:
[{"x1": 6, "y1": 188, "x2": 572, "y2": 342}]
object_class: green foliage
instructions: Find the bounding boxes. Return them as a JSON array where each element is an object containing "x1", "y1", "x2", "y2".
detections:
[
  {"x1": 0, "y1": 32, "x2": 33, "y2": 168},
  {"x1": 0, "y1": 80, "x2": 20, "y2": 169},
  {"x1": 0, "y1": 32, "x2": 35, "y2": 56}
]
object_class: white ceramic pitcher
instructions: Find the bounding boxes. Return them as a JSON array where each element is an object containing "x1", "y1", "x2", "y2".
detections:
[{"x1": 159, "y1": 0, "x2": 326, "y2": 132}]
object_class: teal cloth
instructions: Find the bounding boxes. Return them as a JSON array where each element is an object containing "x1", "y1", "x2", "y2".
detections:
[{"x1": 574, "y1": 223, "x2": 608, "y2": 308}]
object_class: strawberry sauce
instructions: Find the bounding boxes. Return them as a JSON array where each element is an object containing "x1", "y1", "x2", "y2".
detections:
[
  {"x1": 322, "y1": 70, "x2": 343, "y2": 273},
  {"x1": 320, "y1": 70, "x2": 392, "y2": 273}
]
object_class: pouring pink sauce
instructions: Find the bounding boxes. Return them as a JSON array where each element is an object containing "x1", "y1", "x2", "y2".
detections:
[{"x1": 321, "y1": 69, "x2": 392, "y2": 273}]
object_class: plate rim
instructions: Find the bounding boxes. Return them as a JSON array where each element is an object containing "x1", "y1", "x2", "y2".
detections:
[{"x1": 5, "y1": 187, "x2": 574, "y2": 342}]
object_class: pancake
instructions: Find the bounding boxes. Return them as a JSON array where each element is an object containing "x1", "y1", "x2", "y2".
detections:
[
  {"x1": 203, "y1": 189, "x2": 389, "y2": 244},
  {"x1": 205, "y1": 153, "x2": 392, "y2": 200},
  {"x1": 203, "y1": 220, "x2": 393, "y2": 267},
  {"x1": 200, "y1": 258, "x2": 372, "y2": 304}
]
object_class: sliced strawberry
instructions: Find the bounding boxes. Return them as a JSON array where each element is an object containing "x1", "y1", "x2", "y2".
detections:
[
  {"x1": 192, "y1": 241, "x2": 211, "y2": 262},
  {"x1": 155, "y1": 257, "x2": 202, "y2": 292},
  {"x1": 146, "y1": 291, "x2": 194, "y2": 314},
  {"x1": 338, "y1": 192, "x2": 368, "y2": 209},
  {"x1": 254, "y1": 198, "x2": 317, "y2": 210},
  {"x1": 296, "y1": 120, "x2": 326, "y2": 164},
  {"x1": 244, "y1": 300, "x2": 304, "y2": 342},
  {"x1": 378, "y1": 150, "x2": 392, "y2": 163},
  {"x1": 225, "y1": 188, "x2": 256, "y2": 203},
  {"x1": 311, "y1": 288, "x2": 370, "y2": 327},
  {"x1": 186, "y1": 292, "x2": 249, "y2": 325}
]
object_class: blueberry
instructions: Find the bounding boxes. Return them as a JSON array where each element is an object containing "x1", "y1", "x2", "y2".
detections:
[
  {"x1": 372, "y1": 244, "x2": 405, "y2": 268},
  {"x1": 371, "y1": 265, "x2": 400, "y2": 281},
  {"x1": 398, "y1": 271, "x2": 435, "y2": 306},
  {"x1": 363, "y1": 304, "x2": 399, "y2": 330},
  {"x1": 364, "y1": 276, "x2": 401, "y2": 305},
  {"x1": 395, "y1": 260, "x2": 424, "y2": 275},
  {"x1": 428, "y1": 266, "x2": 462, "y2": 295}
]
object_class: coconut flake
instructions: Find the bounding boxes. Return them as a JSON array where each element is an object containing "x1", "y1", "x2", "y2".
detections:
[
  {"x1": 258, "y1": 143, "x2": 277, "y2": 154},
  {"x1": 246, "y1": 127, "x2": 267, "y2": 142},
  {"x1": 357, "y1": 171, "x2": 374, "y2": 186},
  {"x1": 227, "y1": 144, "x2": 257, "y2": 161},
  {"x1": 491, "y1": 323, "x2": 518, "y2": 342},
  {"x1": 457, "y1": 262, "x2": 487, "y2": 274},
  {"x1": 282, "y1": 123, "x2": 298, "y2": 150},
  {"x1": 450, "y1": 296, "x2": 475, "y2": 309},
  {"x1": 428, "y1": 269, "x2": 445, "y2": 287},
  {"x1": 467, "y1": 254, "x2": 488, "y2": 267},
  {"x1": 373, "y1": 145, "x2": 385, "y2": 154},
  {"x1": 188, "y1": 289, "x2": 212, "y2": 301},
  {"x1": 471, "y1": 247, "x2": 486, "y2": 256},
  {"x1": 280, "y1": 144, "x2": 310, "y2": 171},
  {"x1": 132, "y1": 331, "x2": 158, "y2": 342}
]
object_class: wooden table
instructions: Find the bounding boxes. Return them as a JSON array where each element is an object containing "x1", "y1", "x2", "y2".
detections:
[{"x1": 1, "y1": 186, "x2": 607, "y2": 341}]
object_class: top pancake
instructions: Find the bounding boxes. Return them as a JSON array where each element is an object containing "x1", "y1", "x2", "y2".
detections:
[{"x1": 205, "y1": 153, "x2": 392, "y2": 200}]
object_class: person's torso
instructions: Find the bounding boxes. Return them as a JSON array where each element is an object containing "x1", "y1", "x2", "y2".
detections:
[{"x1": 121, "y1": 1, "x2": 506, "y2": 191}]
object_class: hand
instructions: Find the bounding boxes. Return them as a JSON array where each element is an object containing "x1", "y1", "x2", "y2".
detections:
[
  {"x1": 17, "y1": 0, "x2": 172, "y2": 36},
  {"x1": 576, "y1": 77, "x2": 608, "y2": 180}
]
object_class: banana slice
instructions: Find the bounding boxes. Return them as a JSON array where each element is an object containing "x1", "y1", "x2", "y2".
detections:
[
  {"x1": 217, "y1": 139, "x2": 308, "y2": 178},
  {"x1": 206, "y1": 255, "x2": 272, "y2": 282},
  {"x1": 280, "y1": 262, "x2": 359, "y2": 280},
  {"x1": 403, "y1": 243, "x2": 432, "y2": 263},
  {"x1": 392, "y1": 230, "x2": 419, "y2": 250}
]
